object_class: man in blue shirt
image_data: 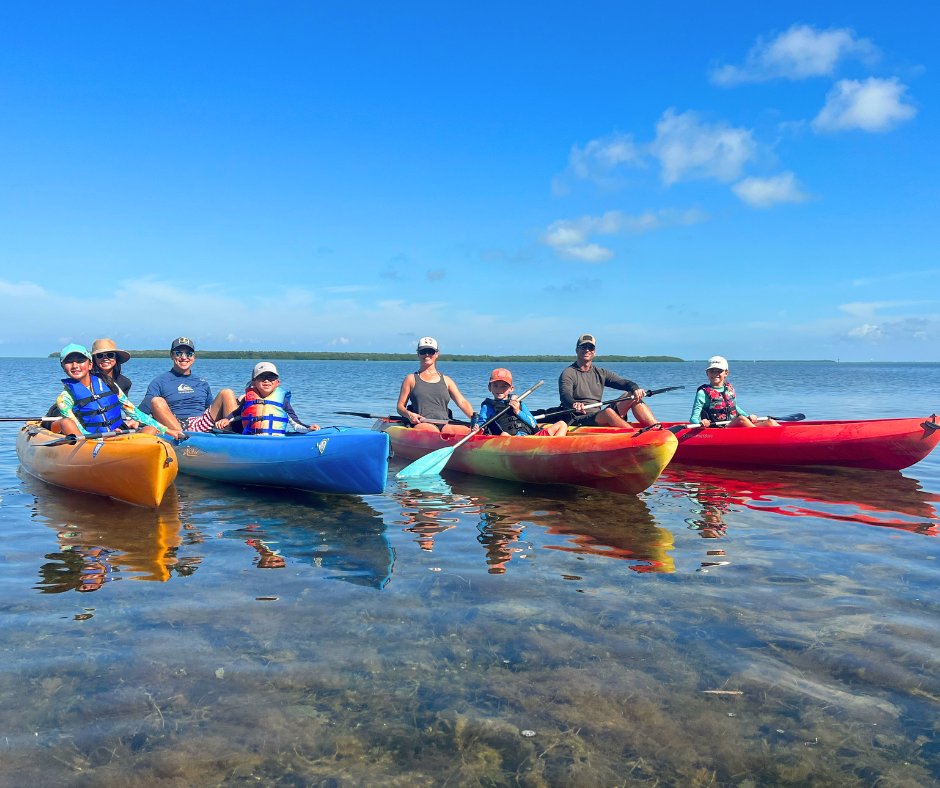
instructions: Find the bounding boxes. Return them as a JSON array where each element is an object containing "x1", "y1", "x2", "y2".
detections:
[{"x1": 139, "y1": 337, "x2": 236, "y2": 433}]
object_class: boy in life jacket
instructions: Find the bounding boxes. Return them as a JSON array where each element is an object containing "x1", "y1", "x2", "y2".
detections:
[
  {"x1": 215, "y1": 362, "x2": 319, "y2": 435},
  {"x1": 52, "y1": 344, "x2": 183, "y2": 438},
  {"x1": 689, "y1": 356, "x2": 779, "y2": 428},
  {"x1": 478, "y1": 368, "x2": 567, "y2": 437}
]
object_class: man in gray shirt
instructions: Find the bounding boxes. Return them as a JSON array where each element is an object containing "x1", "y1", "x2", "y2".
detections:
[{"x1": 558, "y1": 333, "x2": 658, "y2": 427}]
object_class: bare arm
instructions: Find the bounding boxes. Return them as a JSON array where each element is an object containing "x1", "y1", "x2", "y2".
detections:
[
  {"x1": 444, "y1": 376, "x2": 475, "y2": 419},
  {"x1": 396, "y1": 375, "x2": 420, "y2": 424}
]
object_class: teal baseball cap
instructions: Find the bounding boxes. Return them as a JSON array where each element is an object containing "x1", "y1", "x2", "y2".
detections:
[{"x1": 59, "y1": 343, "x2": 92, "y2": 362}]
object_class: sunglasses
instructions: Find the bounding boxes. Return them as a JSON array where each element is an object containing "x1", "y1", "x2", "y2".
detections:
[
  {"x1": 94, "y1": 352, "x2": 117, "y2": 360},
  {"x1": 172, "y1": 350, "x2": 195, "y2": 358},
  {"x1": 63, "y1": 356, "x2": 89, "y2": 365},
  {"x1": 578, "y1": 344, "x2": 596, "y2": 351},
  {"x1": 418, "y1": 349, "x2": 437, "y2": 356},
  {"x1": 256, "y1": 373, "x2": 279, "y2": 382},
  {"x1": 707, "y1": 368, "x2": 726, "y2": 374}
]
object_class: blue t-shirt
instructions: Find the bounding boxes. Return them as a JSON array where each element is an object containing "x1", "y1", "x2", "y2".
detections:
[{"x1": 139, "y1": 369, "x2": 213, "y2": 420}]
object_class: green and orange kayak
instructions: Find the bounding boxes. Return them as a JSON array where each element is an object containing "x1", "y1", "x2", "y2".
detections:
[
  {"x1": 587, "y1": 415, "x2": 940, "y2": 471},
  {"x1": 375, "y1": 420, "x2": 677, "y2": 494}
]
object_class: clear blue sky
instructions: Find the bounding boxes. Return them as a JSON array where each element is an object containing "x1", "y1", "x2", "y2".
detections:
[{"x1": 1, "y1": 2, "x2": 936, "y2": 360}]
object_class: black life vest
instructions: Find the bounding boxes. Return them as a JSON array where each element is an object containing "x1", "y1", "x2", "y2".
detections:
[
  {"x1": 62, "y1": 376, "x2": 123, "y2": 434},
  {"x1": 698, "y1": 382, "x2": 737, "y2": 423},
  {"x1": 481, "y1": 398, "x2": 536, "y2": 436}
]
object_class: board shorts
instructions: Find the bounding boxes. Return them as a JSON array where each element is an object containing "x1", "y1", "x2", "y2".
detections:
[{"x1": 184, "y1": 409, "x2": 216, "y2": 432}]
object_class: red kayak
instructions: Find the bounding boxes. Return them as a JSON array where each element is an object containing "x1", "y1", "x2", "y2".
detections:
[
  {"x1": 652, "y1": 415, "x2": 940, "y2": 471},
  {"x1": 375, "y1": 420, "x2": 677, "y2": 494}
]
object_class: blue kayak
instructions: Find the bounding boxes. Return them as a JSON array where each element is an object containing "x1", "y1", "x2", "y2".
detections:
[{"x1": 171, "y1": 428, "x2": 390, "y2": 495}]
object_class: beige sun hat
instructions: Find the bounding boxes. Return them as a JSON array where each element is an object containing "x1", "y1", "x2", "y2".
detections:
[{"x1": 90, "y1": 338, "x2": 131, "y2": 363}]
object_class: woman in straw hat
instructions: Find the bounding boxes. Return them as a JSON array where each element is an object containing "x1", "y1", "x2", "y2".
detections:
[{"x1": 90, "y1": 338, "x2": 133, "y2": 395}]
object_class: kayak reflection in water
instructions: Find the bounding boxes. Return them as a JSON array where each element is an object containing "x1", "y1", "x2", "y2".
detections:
[
  {"x1": 477, "y1": 509, "x2": 528, "y2": 574},
  {"x1": 690, "y1": 355, "x2": 778, "y2": 428}
]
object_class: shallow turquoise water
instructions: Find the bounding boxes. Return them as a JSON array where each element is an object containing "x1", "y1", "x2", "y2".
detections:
[{"x1": 1, "y1": 359, "x2": 938, "y2": 784}]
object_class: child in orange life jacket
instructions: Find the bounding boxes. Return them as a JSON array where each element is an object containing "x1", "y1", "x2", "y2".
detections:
[
  {"x1": 690, "y1": 356, "x2": 779, "y2": 428},
  {"x1": 216, "y1": 362, "x2": 319, "y2": 435},
  {"x1": 477, "y1": 368, "x2": 568, "y2": 437}
]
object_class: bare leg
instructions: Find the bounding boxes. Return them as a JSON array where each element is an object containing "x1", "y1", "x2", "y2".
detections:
[
  {"x1": 545, "y1": 421, "x2": 567, "y2": 436},
  {"x1": 595, "y1": 408, "x2": 631, "y2": 428},
  {"x1": 148, "y1": 397, "x2": 184, "y2": 432},
  {"x1": 208, "y1": 389, "x2": 237, "y2": 420},
  {"x1": 51, "y1": 418, "x2": 82, "y2": 436}
]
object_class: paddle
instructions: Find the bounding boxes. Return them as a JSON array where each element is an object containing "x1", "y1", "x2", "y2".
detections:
[
  {"x1": 396, "y1": 380, "x2": 545, "y2": 478},
  {"x1": 0, "y1": 416, "x2": 60, "y2": 422},
  {"x1": 31, "y1": 430, "x2": 123, "y2": 447},
  {"x1": 532, "y1": 386, "x2": 685, "y2": 421},
  {"x1": 334, "y1": 411, "x2": 470, "y2": 427},
  {"x1": 669, "y1": 413, "x2": 806, "y2": 433}
]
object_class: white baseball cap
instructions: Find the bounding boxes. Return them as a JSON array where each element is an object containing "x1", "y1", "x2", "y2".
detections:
[
  {"x1": 252, "y1": 361, "x2": 279, "y2": 378},
  {"x1": 706, "y1": 355, "x2": 729, "y2": 372},
  {"x1": 417, "y1": 336, "x2": 439, "y2": 351}
]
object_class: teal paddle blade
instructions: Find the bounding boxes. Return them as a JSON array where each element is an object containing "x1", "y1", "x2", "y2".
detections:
[{"x1": 395, "y1": 446, "x2": 455, "y2": 478}]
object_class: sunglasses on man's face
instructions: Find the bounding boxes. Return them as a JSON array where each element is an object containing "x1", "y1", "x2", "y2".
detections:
[
  {"x1": 418, "y1": 349, "x2": 437, "y2": 356},
  {"x1": 94, "y1": 352, "x2": 117, "y2": 360},
  {"x1": 256, "y1": 374, "x2": 279, "y2": 382},
  {"x1": 578, "y1": 344, "x2": 596, "y2": 352},
  {"x1": 63, "y1": 356, "x2": 89, "y2": 365},
  {"x1": 172, "y1": 350, "x2": 195, "y2": 358}
]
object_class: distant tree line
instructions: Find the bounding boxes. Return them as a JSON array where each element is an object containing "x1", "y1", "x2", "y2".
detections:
[{"x1": 49, "y1": 350, "x2": 685, "y2": 362}]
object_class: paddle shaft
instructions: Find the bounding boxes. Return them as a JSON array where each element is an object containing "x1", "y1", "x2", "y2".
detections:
[
  {"x1": 534, "y1": 385, "x2": 685, "y2": 421},
  {"x1": 32, "y1": 430, "x2": 123, "y2": 447},
  {"x1": 0, "y1": 416, "x2": 59, "y2": 422},
  {"x1": 675, "y1": 413, "x2": 806, "y2": 429},
  {"x1": 334, "y1": 411, "x2": 468, "y2": 426}
]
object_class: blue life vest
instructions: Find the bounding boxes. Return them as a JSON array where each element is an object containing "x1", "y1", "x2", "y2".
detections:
[
  {"x1": 62, "y1": 376, "x2": 123, "y2": 434},
  {"x1": 698, "y1": 382, "x2": 737, "y2": 423},
  {"x1": 242, "y1": 386, "x2": 290, "y2": 435}
]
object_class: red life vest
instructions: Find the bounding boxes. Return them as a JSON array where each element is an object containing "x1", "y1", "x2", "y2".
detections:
[{"x1": 698, "y1": 382, "x2": 737, "y2": 423}]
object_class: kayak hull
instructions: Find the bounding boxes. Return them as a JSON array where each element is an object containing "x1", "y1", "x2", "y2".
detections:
[
  {"x1": 16, "y1": 424, "x2": 178, "y2": 508},
  {"x1": 587, "y1": 415, "x2": 940, "y2": 471},
  {"x1": 172, "y1": 427, "x2": 390, "y2": 495},
  {"x1": 378, "y1": 421, "x2": 677, "y2": 494}
]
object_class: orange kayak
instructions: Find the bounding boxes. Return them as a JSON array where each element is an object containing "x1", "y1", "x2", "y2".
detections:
[
  {"x1": 16, "y1": 423, "x2": 178, "y2": 507},
  {"x1": 376, "y1": 420, "x2": 677, "y2": 494}
]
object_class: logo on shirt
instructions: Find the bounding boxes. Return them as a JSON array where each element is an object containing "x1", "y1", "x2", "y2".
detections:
[{"x1": 177, "y1": 383, "x2": 195, "y2": 393}]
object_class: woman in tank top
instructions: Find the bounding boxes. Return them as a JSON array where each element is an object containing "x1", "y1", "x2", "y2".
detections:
[{"x1": 396, "y1": 336, "x2": 475, "y2": 434}]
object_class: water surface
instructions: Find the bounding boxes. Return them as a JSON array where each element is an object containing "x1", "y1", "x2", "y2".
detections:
[{"x1": 1, "y1": 359, "x2": 938, "y2": 784}]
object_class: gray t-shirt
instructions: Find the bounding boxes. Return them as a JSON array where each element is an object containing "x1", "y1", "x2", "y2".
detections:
[{"x1": 558, "y1": 363, "x2": 638, "y2": 408}]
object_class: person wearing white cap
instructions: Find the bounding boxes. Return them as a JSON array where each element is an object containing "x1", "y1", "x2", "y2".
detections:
[
  {"x1": 396, "y1": 336, "x2": 475, "y2": 434},
  {"x1": 215, "y1": 361, "x2": 318, "y2": 434},
  {"x1": 558, "y1": 333, "x2": 659, "y2": 428},
  {"x1": 689, "y1": 356, "x2": 778, "y2": 428}
]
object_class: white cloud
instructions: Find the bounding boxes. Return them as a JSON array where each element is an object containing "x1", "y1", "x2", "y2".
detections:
[
  {"x1": 732, "y1": 172, "x2": 810, "y2": 209},
  {"x1": 552, "y1": 132, "x2": 644, "y2": 194},
  {"x1": 541, "y1": 208, "x2": 708, "y2": 262},
  {"x1": 711, "y1": 24, "x2": 878, "y2": 85},
  {"x1": 812, "y1": 77, "x2": 916, "y2": 133},
  {"x1": 569, "y1": 133, "x2": 643, "y2": 178},
  {"x1": 650, "y1": 109, "x2": 757, "y2": 185}
]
